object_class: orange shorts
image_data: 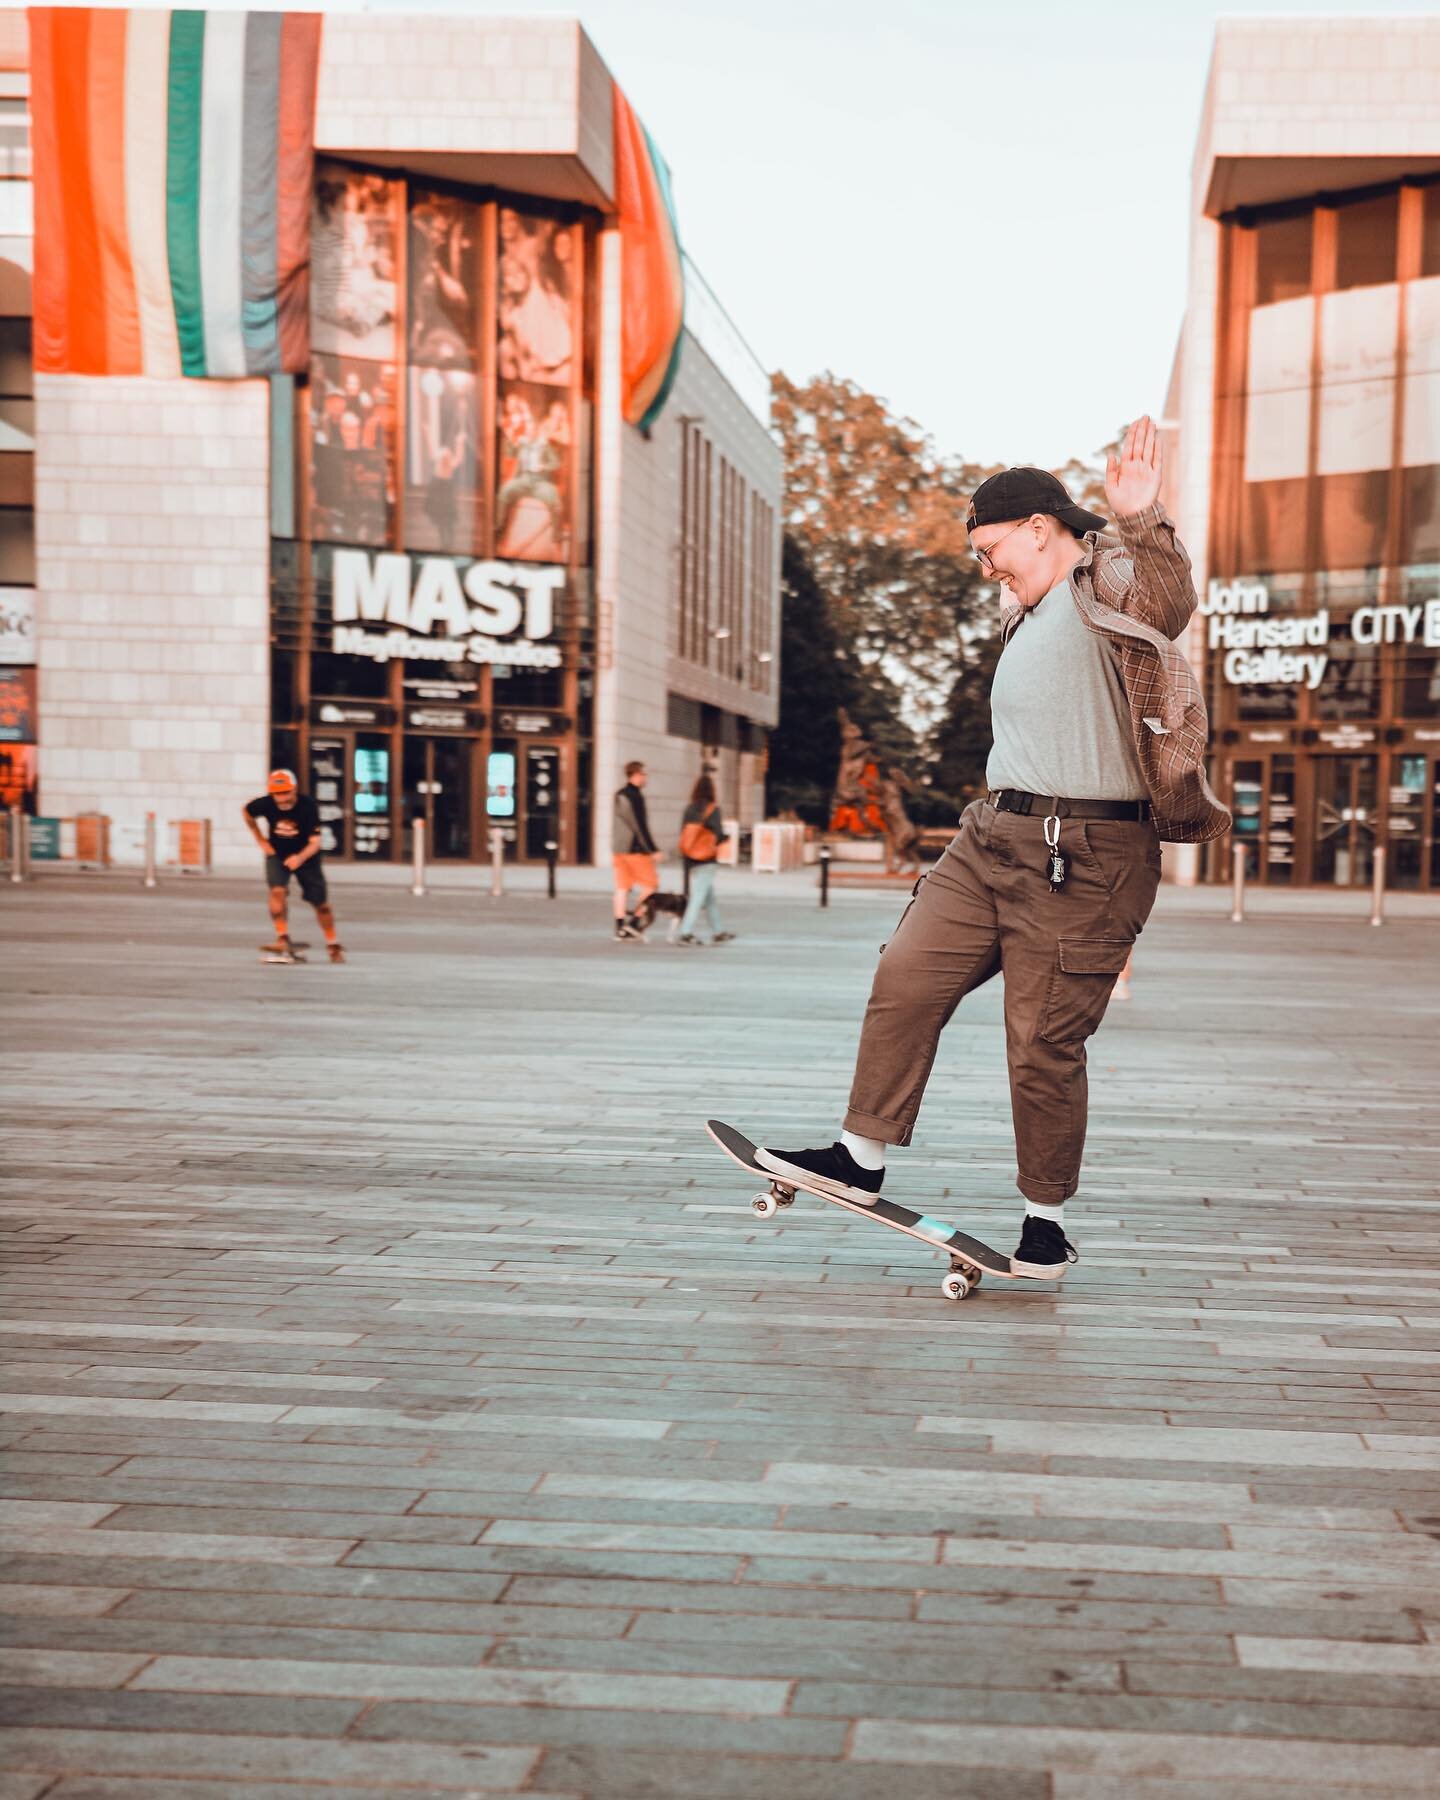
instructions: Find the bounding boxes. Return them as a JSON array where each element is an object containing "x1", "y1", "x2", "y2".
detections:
[{"x1": 612, "y1": 853, "x2": 658, "y2": 894}]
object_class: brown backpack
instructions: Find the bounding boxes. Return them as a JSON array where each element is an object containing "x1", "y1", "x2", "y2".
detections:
[{"x1": 679, "y1": 818, "x2": 719, "y2": 861}]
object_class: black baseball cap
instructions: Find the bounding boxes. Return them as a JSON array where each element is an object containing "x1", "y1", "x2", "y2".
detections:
[{"x1": 966, "y1": 467, "x2": 1107, "y2": 538}]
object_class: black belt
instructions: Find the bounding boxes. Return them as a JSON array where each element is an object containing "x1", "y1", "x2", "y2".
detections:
[{"x1": 987, "y1": 787, "x2": 1151, "y2": 822}]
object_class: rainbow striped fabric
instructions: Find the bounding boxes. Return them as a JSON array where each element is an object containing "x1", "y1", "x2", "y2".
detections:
[
  {"x1": 29, "y1": 8, "x2": 322, "y2": 378},
  {"x1": 612, "y1": 84, "x2": 683, "y2": 435}
]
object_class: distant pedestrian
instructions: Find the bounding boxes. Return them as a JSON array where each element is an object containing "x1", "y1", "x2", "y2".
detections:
[
  {"x1": 612, "y1": 760, "x2": 659, "y2": 941},
  {"x1": 677, "y1": 773, "x2": 734, "y2": 945},
  {"x1": 243, "y1": 769, "x2": 345, "y2": 964}
]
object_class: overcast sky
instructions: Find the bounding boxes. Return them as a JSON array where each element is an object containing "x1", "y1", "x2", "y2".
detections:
[{"x1": 183, "y1": 0, "x2": 1418, "y2": 468}]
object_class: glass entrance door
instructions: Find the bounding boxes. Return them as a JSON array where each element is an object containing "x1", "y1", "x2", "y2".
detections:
[
  {"x1": 403, "y1": 737, "x2": 473, "y2": 859},
  {"x1": 1312, "y1": 756, "x2": 1378, "y2": 886}
]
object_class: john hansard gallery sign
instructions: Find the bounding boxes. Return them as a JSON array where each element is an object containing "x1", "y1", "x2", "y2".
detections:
[
  {"x1": 1204, "y1": 577, "x2": 1440, "y2": 691},
  {"x1": 322, "y1": 547, "x2": 564, "y2": 670}
]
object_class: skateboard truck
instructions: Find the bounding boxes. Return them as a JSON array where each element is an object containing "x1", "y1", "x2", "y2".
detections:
[
  {"x1": 750, "y1": 1177, "x2": 985, "y2": 1302},
  {"x1": 750, "y1": 1181, "x2": 796, "y2": 1220}
]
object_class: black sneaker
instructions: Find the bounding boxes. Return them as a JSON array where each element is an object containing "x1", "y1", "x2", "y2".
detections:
[
  {"x1": 755, "y1": 1141, "x2": 884, "y2": 1205},
  {"x1": 677, "y1": 933, "x2": 699, "y2": 945},
  {"x1": 713, "y1": 931, "x2": 736, "y2": 943},
  {"x1": 1010, "y1": 1215, "x2": 1079, "y2": 1279},
  {"x1": 614, "y1": 919, "x2": 640, "y2": 940}
]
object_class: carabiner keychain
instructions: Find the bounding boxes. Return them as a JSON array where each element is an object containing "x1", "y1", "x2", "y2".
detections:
[{"x1": 1043, "y1": 812, "x2": 1067, "y2": 892}]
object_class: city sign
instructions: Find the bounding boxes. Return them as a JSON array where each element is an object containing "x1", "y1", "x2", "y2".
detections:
[
  {"x1": 328, "y1": 548, "x2": 564, "y2": 671},
  {"x1": 1203, "y1": 578, "x2": 1440, "y2": 691}
]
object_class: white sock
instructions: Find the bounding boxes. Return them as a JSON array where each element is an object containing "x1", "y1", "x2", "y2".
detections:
[
  {"x1": 1025, "y1": 1199, "x2": 1065, "y2": 1222},
  {"x1": 840, "y1": 1130, "x2": 886, "y2": 1170}
]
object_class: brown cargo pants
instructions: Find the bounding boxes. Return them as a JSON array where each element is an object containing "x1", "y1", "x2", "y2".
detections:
[{"x1": 844, "y1": 797, "x2": 1162, "y2": 1204}]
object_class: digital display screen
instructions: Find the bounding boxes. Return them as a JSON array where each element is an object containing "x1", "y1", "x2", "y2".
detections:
[
  {"x1": 487, "y1": 751, "x2": 516, "y2": 817},
  {"x1": 354, "y1": 746, "x2": 390, "y2": 815}
]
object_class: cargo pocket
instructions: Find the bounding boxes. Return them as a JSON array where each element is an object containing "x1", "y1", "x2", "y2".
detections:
[
  {"x1": 880, "y1": 871, "x2": 930, "y2": 954},
  {"x1": 1039, "y1": 937, "x2": 1132, "y2": 1044}
]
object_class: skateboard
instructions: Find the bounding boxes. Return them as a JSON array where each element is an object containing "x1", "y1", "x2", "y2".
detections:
[
  {"x1": 705, "y1": 1119, "x2": 1026, "y2": 1302},
  {"x1": 260, "y1": 940, "x2": 309, "y2": 963}
]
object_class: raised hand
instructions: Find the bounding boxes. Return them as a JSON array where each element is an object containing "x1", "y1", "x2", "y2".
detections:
[{"x1": 1105, "y1": 415, "x2": 1162, "y2": 520}]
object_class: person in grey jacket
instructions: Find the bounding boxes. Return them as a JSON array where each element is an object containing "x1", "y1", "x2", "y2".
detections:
[
  {"x1": 611, "y1": 761, "x2": 660, "y2": 940},
  {"x1": 677, "y1": 773, "x2": 734, "y2": 945}
]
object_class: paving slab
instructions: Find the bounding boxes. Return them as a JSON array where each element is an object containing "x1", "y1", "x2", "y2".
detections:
[{"x1": 1, "y1": 879, "x2": 1437, "y2": 1794}]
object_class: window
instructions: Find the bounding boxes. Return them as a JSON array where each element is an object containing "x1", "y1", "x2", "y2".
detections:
[
  {"x1": 0, "y1": 319, "x2": 31, "y2": 397},
  {"x1": 1254, "y1": 210, "x2": 1312, "y2": 306},
  {"x1": 1421, "y1": 184, "x2": 1440, "y2": 280},
  {"x1": 1317, "y1": 471, "x2": 1390, "y2": 571},
  {"x1": 1313, "y1": 612, "x2": 1380, "y2": 721},
  {"x1": 1241, "y1": 478, "x2": 1308, "y2": 574},
  {"x1": 0, "y1": 509, "x2": 34, "y2": 584},
  {"x1": 1334, "y1": 191, "x2": 1398, "y2": 291},
  {"x1": 676, "y1": 421, "x2": 716, "y2": 669},
  {"x1": 1402, "y1": 467, "x2": 1440, "y2": 565}
]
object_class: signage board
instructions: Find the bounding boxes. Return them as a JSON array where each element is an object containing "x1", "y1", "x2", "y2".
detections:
[
  {"x1": 405, "y1": 706, "x2": 483, "y2": 733},
  {"x1": 495, "y1": 709, "x2": 569, "y2": 735},
  {"x1": 1205, "y1": 577, "x2": 1440, "y2": 692},
  {"x1": 323, "y1": 547, "x2": 564, "y2": 671},
  {"x1": 0, "y1": 666, "x2": 36, "y2": 741},
  {"x1": 310, "y1": 700, "x2": 394, "y2": 728}
]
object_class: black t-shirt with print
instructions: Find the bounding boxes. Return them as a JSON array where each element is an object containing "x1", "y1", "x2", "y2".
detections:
[{"x1": 246, "y1": 794, "x2": 322, "y2": 862}]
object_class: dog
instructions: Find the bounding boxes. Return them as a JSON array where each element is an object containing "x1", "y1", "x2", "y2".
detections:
[{"x1": 632, "y1": 890, "x2": 688, "y2": 943}]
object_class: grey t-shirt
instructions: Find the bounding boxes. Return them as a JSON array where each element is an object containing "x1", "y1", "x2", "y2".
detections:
[{"x1": 985, "y1": 577, "x2": 1149, "y2": 800}]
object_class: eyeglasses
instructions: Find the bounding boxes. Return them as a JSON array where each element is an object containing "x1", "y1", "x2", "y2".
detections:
[{"x1": 970, "y1": 518, "x2": 1032, "y2": 573}]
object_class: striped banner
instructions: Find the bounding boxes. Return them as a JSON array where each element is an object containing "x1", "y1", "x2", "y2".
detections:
[
  {"x1": 29, "y1": 8, "x2": 321, "y2": 378},
  {"x1": 612, "y1": 83, "x2": 683, "y2": 435}
]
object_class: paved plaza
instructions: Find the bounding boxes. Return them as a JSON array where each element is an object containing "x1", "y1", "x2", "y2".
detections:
[{"x1": 2, "y1": 870, "x2": 1439, "y2": 1798}]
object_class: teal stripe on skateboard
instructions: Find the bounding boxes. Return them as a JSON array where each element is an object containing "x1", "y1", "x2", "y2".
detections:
[{"x1": 913, "y1": 1214, "x2": 963, "y2": 1246}]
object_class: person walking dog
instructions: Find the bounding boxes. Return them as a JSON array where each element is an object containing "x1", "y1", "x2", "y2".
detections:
[{"x1": 612, "y1": 760, "x2": 660, "y2": 941}]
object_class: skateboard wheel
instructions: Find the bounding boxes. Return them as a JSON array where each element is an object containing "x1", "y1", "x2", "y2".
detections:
[
  {"x1": 940, "y1": 1271, "x2": 971, "y2": 1302},
  {"x1": 751, "y1": 1193, "x2": 778, "y2": 1219}
]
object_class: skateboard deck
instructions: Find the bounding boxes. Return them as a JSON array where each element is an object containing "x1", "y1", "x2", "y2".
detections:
[
  {"x1": 260, "y1": 943, "x2": 308, "y2": 963},
  {"x1": 705, "y1": 1119, "x2": 1029, "y2": 1302}
]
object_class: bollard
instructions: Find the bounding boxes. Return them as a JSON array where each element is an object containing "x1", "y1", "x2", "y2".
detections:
[
  {"x1": 545, "y1": 838, "x2": 558, "y2": 899},
  {"x1": 8, "y1": 805, "x2": 23, "y2": 883},
  {"x1": 142, "y1": 811, "x2": 158, "y2": 888},
  {"x1": 819, "y1": 843, "x2": 832, "y2": 909},
  {"x1": 411, "y1": 817, "x2": 427, "y2": 898},
  {"x1": 489, "y1": 826, "x2": 504, "y2": 898},
  {"x1": 1229, "y1": 841, "x2": 1246, "y2": 924},
  {"x1": 1369, "y1": 844, "x2": 1386, "y2": 928}
]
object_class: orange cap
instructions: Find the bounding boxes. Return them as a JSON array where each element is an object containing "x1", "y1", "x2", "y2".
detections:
[{"x1": 267, "y1": 768, "x2": 298, "y2": 795}]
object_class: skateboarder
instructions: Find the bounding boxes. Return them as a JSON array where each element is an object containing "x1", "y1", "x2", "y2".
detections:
[
  {"x1": 242, "y1": 770, "x2": 345, "y2": 963},
  {"x1": 612, "y1": 761, "x2": 659, "y2": 941},
  {"x1": 756, "y1": 418, "x2": 1230, "y2": 1277}
]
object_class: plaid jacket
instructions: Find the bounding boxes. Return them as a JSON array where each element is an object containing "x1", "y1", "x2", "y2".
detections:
[{"x1": 998, "y1": 502, "x2": 1232, "y2": 844}]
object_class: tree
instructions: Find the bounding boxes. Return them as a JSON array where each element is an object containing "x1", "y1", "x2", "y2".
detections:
[
  {"x1": 766, "y1": 534, "x2": 921, "y2": 823},
  {"x1": 766, "y1": 535, "x2": 848, "y2": 821},
  {"x1": 771, "y1": 371, "x2": 998, "y2": 704},
  {"x1": 926, "y1": 629, "x2": 1005, "y2": 806}
]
